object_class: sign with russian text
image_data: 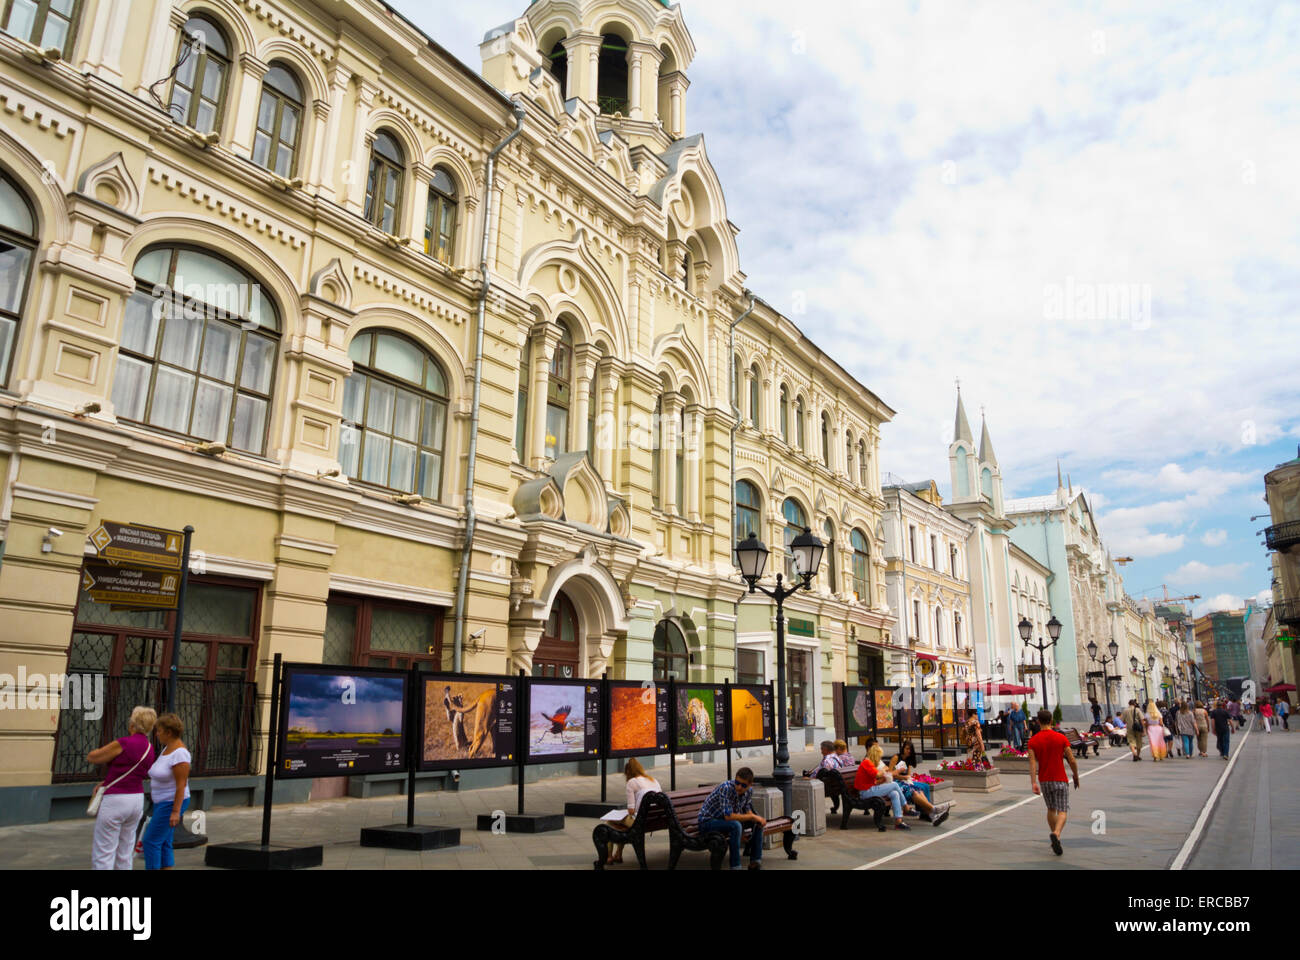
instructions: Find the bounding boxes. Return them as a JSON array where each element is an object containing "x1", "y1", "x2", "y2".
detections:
[
  {"x1": 89, "y1": 521, "x2": 184, "y2": 570},
  {"x1": 81, "y1": 562, "x2": 179, "y2": 609}
]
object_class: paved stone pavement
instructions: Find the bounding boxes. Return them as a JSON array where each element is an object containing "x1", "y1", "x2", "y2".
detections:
[{"x1": 0, "y1": 733, "x2": 1282, "y2": 870}]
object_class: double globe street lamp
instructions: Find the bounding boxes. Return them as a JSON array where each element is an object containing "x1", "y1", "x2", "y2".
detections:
[
  {"x1": 1019, "y1": 615, "x2": 1063, "y2": 714},
  {"x1": 735, "y1": 526, "x2": 824, "y2": 815},
  {"x1": 1086, "y1": 638, "x2": 1121, "y2": 722},
  {"x1": 1130, "y1": 653, "x2": 1156, "y2": 706}
]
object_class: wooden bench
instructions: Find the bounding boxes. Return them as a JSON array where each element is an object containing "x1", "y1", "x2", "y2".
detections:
[
  {"x1": 591, "y1": 787, "x2": 797, "y2": 870},
  {"x1": 1062, "y1": 727, "x2": 1099, "y2": 758},
  {"x1": 815, "y1": 766, "x2": 890, "y2": 832}
]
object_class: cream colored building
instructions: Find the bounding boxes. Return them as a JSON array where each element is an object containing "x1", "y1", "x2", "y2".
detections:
[
  {"x1": 882, "y1": 479, "x2": 974, "y2": 690},
  {"x1": 0, "y1": 0, "x2": 896, "y2": 821}
]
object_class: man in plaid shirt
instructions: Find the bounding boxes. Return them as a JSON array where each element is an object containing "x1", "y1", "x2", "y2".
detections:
[{"x1": 698, "y1": 767, "x2": 766, "y2": 870}]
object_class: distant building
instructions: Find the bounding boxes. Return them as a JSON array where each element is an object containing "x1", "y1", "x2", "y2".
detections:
[{"x1": 1192, "y1": 610, "x2": 1250, "y2": 685}]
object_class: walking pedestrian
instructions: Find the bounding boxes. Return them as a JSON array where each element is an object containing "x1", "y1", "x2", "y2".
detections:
[
  {"x1": 1122, "y1": 699, "x2": 1145, "y2": 761},
  {"x1": 964, "y1": 710, "x2": 988, "y2": 765},
  {"x1": 1193, "y1": 701, "x2": 1210, "y2": 756},
  {"x1": 1027, "y1": 709, "x2": 1079, "y2": 856},
  {"x1": 1260, "y1": 699, "x2": 1274, "y2": 733},
  {"x1": 1090, "y1": 697, "x2": 1102, "y2": 728},
  {"x1": 1146, "y1": 700, "x2": 1168, "y2": 761},
  {"x1": 87, "y1": 706, "x2": 157, "y2": 870},
  {"x1": 1277, "y1": 698, "x2": 1290, "y2": 731},
  {"x1": 141, "y1": 712, "x2": 191, "y2": 871},
  {"x1": 1208, "y1": 700, "x2": 1234, "y2": 760},
  {"x1": 1175, "y1": 701, "x2": 1196, "y2": 759},
  {"x1": 1007, "y1": 702, "x2": 1026, "y2": 750}
]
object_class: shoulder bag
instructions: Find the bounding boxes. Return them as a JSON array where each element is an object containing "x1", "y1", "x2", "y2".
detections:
[{"x1": 87, "y1": 743, "x2": 150, "y2": 816}]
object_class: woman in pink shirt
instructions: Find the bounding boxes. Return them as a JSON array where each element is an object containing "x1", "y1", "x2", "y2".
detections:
[{"x1": 87, "y1": 706, "x2": 157, "y2": 870}]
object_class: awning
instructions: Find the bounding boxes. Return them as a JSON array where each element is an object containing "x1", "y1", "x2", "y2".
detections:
[
  {"x1": 941, "y1": 681, "x2": 1037, "y2": 696},
  {"x1": 1266, "y1": 683, "x2": 1296, "y2": 693}
]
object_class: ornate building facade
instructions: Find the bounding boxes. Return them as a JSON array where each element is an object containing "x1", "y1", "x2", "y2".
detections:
[{"x1": 0, "y1": 0, "x2": 894, "y2": 819}]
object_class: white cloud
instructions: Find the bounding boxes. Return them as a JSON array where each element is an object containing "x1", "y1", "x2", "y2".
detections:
[
  {"x1": 1196, "y1": 593, "x2": 1245, "y2": 616},
  {"x1": 1167, "y1": 561, "x2": 1249, "y2": 587},
  {"x1": 1107, "y1": 530, "x2": 1186, "y2": 559},
  {"x1": 1201, "y1": 529, "x2": 1228, "y2": 547}
]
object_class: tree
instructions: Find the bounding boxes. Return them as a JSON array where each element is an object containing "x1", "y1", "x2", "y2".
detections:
[{"x1": 1052, "y1": 704, "x2": 1063, "y2": 725}]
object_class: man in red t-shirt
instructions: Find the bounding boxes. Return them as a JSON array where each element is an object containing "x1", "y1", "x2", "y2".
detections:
[{"x1": 1026, "y1": 709, "x2": 1079, "y2": 856}]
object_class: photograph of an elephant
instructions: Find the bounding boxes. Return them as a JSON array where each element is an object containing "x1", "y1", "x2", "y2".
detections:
[
  {"x1": 675, "y1": 686, "x2": 724, "y2": 750},
  {"x1": 422, "y1": 679, "x2": 510, "y2": 766}
]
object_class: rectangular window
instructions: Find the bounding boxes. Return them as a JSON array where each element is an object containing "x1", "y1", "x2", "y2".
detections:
[
  {"x1": 737, "y1": 647, "x2": 765, "y2": 686},
  {"x1": 913, "y1": 599, "x2": 921, "y2": 641},
  {"x1": 930, "y1": 534, "x2": 938, "y2": 569},
  {"x1": 908, "y1": 526, "x2": 916, "y2": 563},
  {"x1": 325, "y1": 594, "x2": 444, "y2": 670}
]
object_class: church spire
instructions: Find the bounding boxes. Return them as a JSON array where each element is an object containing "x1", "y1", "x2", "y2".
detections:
[
  {"x1": 954, "y1": 389, "x2": 973, "y2": 445},
  {"x1": 979, "y1": 413, "x2": 998, "y2": 467},
  {"x1": 1057, "y1": 459, "x2": 1063, "y2": 490}
]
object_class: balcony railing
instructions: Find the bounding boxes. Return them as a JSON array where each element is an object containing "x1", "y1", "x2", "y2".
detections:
[
  {"x1": 1277, "y1": 598, "x2": 1300, "y2": 629},
  {"x1": 1265, "y1": 520, "x2": 1300, "y2": 552}
]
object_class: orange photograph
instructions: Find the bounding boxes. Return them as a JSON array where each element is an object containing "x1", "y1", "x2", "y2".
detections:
[
  {"x1": 610, "y1": 684, "x2": 657, "y2": 751},
  {"x1": 730, "y1": 687, "x2": 764, "y2": 743}
]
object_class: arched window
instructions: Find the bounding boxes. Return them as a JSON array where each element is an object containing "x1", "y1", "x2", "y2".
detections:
[
  {"x1": 653, "y1": 619, "x2": 688, "y2": 681},
  {"x1": 674, "y1": 403, "x2": 685, "y2": 513},
  {"x1": 340, "y1": 330, "x2": 448, "y2": 499},
  {"x1": 544, "y1": 39, "x2": 568, "y2": 98},
  {"x1": 858, "y1": 439, "x2": 868, "y2": 486},
  {"x1": 168, "y1": 16, "x2": 231, "y2": 134},
  {"x1": 734, "y1": 479, "x2": 761, "y2": 548},
  {"x1": 252, "y1": 62, "x2": 303, "y2": 177},
  {"x1": 545, "y1": 321, "x2": 572, "y2": 459},
  {"x1": 779, "y1": 385, "x2": 789, "y2": 443},
  {"x1": 364, "y1": 131, "x2": 404, "y2": 233},
  {"x1": 112, "y1": 246, "x2": 279, "y2": 453},
  {"x1": 2, "y1": 0, "x2": 81, "y2": 54},
  {"x1": 0, "y1": 171, "x2": 37, "y2": 387},
  {"x1": 597, "y1": 32, "x2": 629, "y2": 114},
  {"x1": 748, "y1": 364, "x2": 760, "y2": 429},
  {"x1": 782, "y1": 497, "x2": 807, "y2": 580},
  {"x1": 795, "y1": 395, "x2": 806, "y2": 451},
  {"x1": 534, "y1": 591, "x2": 579, "y2": 678},
  {"x1": 823, "y1": 518, "x2": 837, "y2": 593},
  {"x1": 651, "y1": 393, "x2": 662, "y2": 510},
  {"x1": 424, "y1": 166, "x2": 458, "y2": 264},
  {"x1": 851, "y1": 528, "x2": 870, "y2": 602},
  {"x1": 514, "y1": 336, "x2": 530, "y2": 462},
  {"x1": 821, "y1": 412, "x2": 831, "y2": 467}
]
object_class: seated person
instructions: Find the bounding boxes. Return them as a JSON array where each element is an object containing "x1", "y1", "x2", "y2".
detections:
[
  {"x1": 856, "y1": 745, "x2": 951, "y2": 828},
  {"x1": 697, "y1": 768, "x2": 766, "y2": 871},
  {"x1": 833, "y1": 739, "x2": 856, "y2": 767},
  {"x1": 803, "y1": 740, "x2": 841, "y2": 779},
  {"x1": 889, "y1": 739, "x2": 932, "y2": 804}
]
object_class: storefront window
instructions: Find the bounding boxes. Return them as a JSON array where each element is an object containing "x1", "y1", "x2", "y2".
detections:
[
  {"x1": 788, "y1": 647, "x2": 811, "y2": 726},
  {"x1": 737, "y1": 647, "x2": 765, "y2": 685}
]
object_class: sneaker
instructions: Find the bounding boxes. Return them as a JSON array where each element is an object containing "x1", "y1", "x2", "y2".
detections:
[
  {"x1": 748, "y1": 860, "x2": 762, "y2": 871},
  {"x1": 1050, "y1": 834, "x2": 1063, "y2": 856},
  {"x1": 894, "y1": 820, "x2": 911, "y2": 830},
  {"x1": 931, "y1": 803, "x2": 951, "y2": 827}
]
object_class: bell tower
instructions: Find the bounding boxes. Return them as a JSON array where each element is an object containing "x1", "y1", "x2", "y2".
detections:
[{"x1": 482, "y1": 0, "x2": 696, "y2": 151}]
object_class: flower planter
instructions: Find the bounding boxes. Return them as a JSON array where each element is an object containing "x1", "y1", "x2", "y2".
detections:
[
  {"x1": 930, "y1": 766, "x2": 1002, "y2": 793},
  {"x1": 994, "y1": 755, "x2": 1031, "y2": 772},
  {"x1": 927, "y1": 780, "x2": 954, "y2": 805}
]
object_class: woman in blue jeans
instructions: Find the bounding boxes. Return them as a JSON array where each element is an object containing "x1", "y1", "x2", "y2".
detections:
[{"x1": 142, "y1": 712, "x2": 191, "y2": 870}]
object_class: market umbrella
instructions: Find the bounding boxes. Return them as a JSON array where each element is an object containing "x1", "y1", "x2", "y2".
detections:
[
  {"x1": 1265, "y1": 683, "x2": 1296, "y2": 693},
  {"x1": 942, "y1": 681, "x2": 1036, "y2": 695}
]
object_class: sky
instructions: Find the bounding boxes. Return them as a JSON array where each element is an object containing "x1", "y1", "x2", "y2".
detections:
[{"x1": 400, "y1": 0, "x2": 1300, "y2": 617}]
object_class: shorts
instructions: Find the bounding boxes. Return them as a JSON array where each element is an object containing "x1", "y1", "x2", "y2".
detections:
[{"x1": 1040, "y1": 779, "x2": 1070, "y2": 812}]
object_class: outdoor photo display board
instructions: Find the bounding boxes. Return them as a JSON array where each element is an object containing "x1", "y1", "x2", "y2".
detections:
[
  {"x1": 874, "y1": 688, "x2": 897, "y2": 734},
  {"x1": 728, "y1": 684, "x2": 774, "y2": 748},
  {"x1": 607, "y1": 680, "x2": 671, "y2": 758},
  {"x1": 418, "y1": 673, "x2": 518, "y2": 771},
  {"x1": 276, "y1": 664, "x2": 408, "y2": 779},
  {"x1": 674, "y1": 683, "x2": 728, "y2": 752},
  {"x1": 841, "y1": 685, "x2": 873, "y2": 737},
  {"x1": 524, "y1": 677, "x2": 602, "y2": 762}
]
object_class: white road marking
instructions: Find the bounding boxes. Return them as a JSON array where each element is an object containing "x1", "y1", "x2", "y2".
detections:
[
  {"x1": 854, "y1": 744, "x2": 1141, "y2": 870},
  {"x1": 1170, "y1": 723, "x2": 1252, "y2": 870}
]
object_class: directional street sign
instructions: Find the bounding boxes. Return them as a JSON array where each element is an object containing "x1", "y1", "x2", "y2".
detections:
[
  {"x1": 81, "y1": 561, "x2": 180, "y2": 609},
  {"x1": 88, "y1": 521, "x2": 184, "y2": 571}
]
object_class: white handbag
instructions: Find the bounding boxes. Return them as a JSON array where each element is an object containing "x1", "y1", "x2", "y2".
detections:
[{"x1": 87, "y1": 744, "x2": 149, "y2": 816}]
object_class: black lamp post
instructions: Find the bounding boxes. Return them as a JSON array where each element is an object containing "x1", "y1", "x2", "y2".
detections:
[
  {"x1": 1020, "y1": 615, "x2": 1061, "y2": 713},
  {"x1": 1086, "y1": 638, "x2": 1121, "y2": 720},
  {"x1": 1130, "y1": 653, "x2": 1156, "y2": 706},
  {"x1": 736, "y1": 525, "x2": 823, "y2": 815}
]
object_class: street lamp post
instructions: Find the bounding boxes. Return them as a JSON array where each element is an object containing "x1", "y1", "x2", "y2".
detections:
[
  {"x1": 1020, "y1": 616, "x2": 1062, "y2": 714},
  {"x1": 1130, "y1": 653, "x2": 1156, "y2": 706},
  {"x1": 1086, "y1": 638, "x2": 1121, "y2": 720},
  {"x1": 735, "y1": 526, "x2": 824, "y2": 816}
]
